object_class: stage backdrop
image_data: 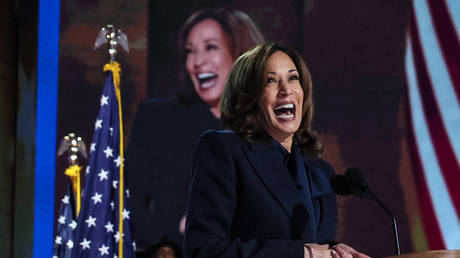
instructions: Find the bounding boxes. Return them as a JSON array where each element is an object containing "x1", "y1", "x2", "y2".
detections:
[{"x1": 46, "y1": 0, "x2": 460, "y2": 257}]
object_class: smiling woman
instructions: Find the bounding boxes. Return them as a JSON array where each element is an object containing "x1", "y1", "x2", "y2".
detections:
[
  {"x1": 179, "y1": 8, "x2": 265, "y2": 118},
  {"x1": 184, "y1": 42, "x2": 370, "y2": 258},
  {"x1": 221, "y1": 42, "x2": 321, "y2": 158},
  {"x1": 184, "y1": 18, "x2": 234, "y2": 117},
  {"x1": 258, "y1": 51, "x2": 305, "y2": 151},
  {"x1": 126, "y1": 8, "x2": 264, "y2": 253}
]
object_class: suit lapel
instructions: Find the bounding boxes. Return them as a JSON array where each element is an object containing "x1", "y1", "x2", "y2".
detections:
[{"x1": 242, "y1": 140, "x2": 307, "y2": 240}]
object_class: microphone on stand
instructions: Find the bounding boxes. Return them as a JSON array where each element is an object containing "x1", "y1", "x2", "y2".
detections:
[{"x1": 330, "y1": 168, "x2": 401, "y2": 255}]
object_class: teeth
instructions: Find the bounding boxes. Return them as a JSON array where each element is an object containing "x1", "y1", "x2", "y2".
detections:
[
  {"x1": 197, "y1": 73, "x2": 216, "y2": 79},
  {"x1": 277, "y1": 113, "x2": 294, "y2": 119},
  {"x1": 201, "y1": 81, "x2": 214, "y2": 88},
  {"x1": 274, "y1": 103, "x2": 294, "y2": 110}
]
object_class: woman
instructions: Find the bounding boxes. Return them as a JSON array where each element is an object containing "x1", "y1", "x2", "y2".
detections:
[
  {"x1": 127, "y1": 8, "x2": 264, "y2": 251},
  {"x1": 184, "y1": 43, "x2": 369, "y2": 258},
  {"x1": 179, "y1": 8, "x2": 265, "y2": 118}
]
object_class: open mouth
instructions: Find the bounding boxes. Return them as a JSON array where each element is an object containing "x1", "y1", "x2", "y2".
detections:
[
  {"x1": 197, "y1": 72, "x2": 218, "y2": 89},
  {"x1": 274, "y1": 103, "x2": 295, "y2": 120}
]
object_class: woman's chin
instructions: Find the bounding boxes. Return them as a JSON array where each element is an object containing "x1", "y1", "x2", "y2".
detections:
[{"x1": 197, "y1": 90, "x2": 222, "y2": 108}]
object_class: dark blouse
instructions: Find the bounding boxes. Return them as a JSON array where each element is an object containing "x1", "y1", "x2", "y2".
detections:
[
  {"x1": 126, "y1": 98, "x2": 222, "y2": 249},
  {"x1": 272, "y1": 139, "x2": 321, "y2": 242}
]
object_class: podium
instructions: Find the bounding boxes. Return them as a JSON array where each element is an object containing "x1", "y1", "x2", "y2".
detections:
[{"x1": 385, "y1": 250, "x2": 460, "y2": 258}]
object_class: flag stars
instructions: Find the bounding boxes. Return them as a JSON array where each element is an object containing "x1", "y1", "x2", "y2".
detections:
[
  {"x1": 55, "y1": 236, "x2": 62, "y2": 245},
  {"x1": 80, "y1": 238, "x2": 91, "y2": 250},
  {"x1": 122, "y1": 208, "x2": 130, "y2": 220},
  {"x1": 92, "y1": 192, "x2": 103, "y2": 204},
  {"x1": 105, "y1": 221, "x2": 114, "y2": 233},
  {"x1": 114, "y1": 231, "x2": 124, "y2": 243},
  {"x1": 90, "y1": 143, "x2": 96, "y2": 152},
  {"x1": 62, "y1": 78, "x2": 135, "y2": 257},
  {"x1": 85, "y1": 216, "x2": 97, "y2": 228},
  {"x1": 104, "y1": 221, "x2": 113, "y2": 233},
  {"x1": 98, "y1": 169, "x2": 109, "y2": 181},
  {"x1": 58, "y1": 215, "x2": 66, "y2": 224},
  {"x1": 103, "y1": 146, "x2": 113, "y2": 158},
  {"x1": 69, "y1": 220, "x2": 77, "y2": 230},
  {"x1": 98, "y1": 244, "x2": 110, "y2": 256},
  {"x1": 95, "y1": 119, "x2": 103, "y2": 130},
  {"x1": 66, "y1": 239, "x2": 74, "y2": 249},
  {"x1": 100, "y1": 95, "x2": 109, "y2": 106},
  {"x1": 114, "y1": 156, "x2": 124, "y2": 167},
  {"x1": 62, "y1": 195, "x2": 69, "y2": 204}
]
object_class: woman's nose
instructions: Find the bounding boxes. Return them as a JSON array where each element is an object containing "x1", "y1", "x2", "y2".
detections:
[
  {"x1": 193, "y1": 51, "x2": 206, "y2": 67},
  {"x1": 278, "y1": 81, "x2": 292, "y2": 97}
]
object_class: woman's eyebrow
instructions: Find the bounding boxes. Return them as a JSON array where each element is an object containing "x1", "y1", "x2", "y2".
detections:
[
  {"x1": 204, "y1": 38, "x2": 220, "y2": 44},
  {"x1": 266, "y1": 69, "x2": 297, "y2": 74}
]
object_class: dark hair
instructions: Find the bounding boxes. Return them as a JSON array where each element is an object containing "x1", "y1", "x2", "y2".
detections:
[
  {"x1": 144, "y1": 236, "x2": 182, "y2": 258},
  {"x1": 178, "y1": 8, "x2": 265, "y2": 60},
  {"x1": 221, "y1": 42, "x2": 323, "y2": 157}
]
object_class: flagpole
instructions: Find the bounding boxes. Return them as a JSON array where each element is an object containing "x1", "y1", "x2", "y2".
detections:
[
  {"x1": 70, "y1": 25, "x2": 133, "y2": 258},
  {"x1": 57, "y1": 133, "x2": 88, "y2": 216},
  {"x1": 96, "y1": 24, "x2": 130, "y2": 258},
  {"x1": 104, "y1": 61, "x2": 125, "y2": 258},
  {"x1": 54, "y1": 133, "x2": 87, "y2": 257}
]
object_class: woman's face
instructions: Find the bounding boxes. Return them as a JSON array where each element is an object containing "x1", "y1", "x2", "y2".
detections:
[
  {"x1": 185, "y1": 18, "x2": 234, "y2": 108},
  {"x1": 258, "y1": 51, "x2": 304, "y2": 142}
]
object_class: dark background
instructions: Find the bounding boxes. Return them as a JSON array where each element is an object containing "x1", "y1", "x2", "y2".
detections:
[
  {"x1": 0, "y1": 0, "x2": 423, "y2": 257},
  {"x1": 53, "y1": 0, "x2": 418, "y2": 257}
]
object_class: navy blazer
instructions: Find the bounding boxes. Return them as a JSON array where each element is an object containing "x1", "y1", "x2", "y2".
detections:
[
  {"x1": 184, "y1": 130, "x2": 337, "y2": 258},
  {"x1": 126, "y1": 98, "x2": 222, "y2": 247}
]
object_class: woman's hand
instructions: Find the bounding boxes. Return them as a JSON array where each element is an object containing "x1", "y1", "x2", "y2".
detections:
[
  {"x1": 330, "y1": 243, "x2": 370, "y2": 258},
  {"x1": 304, "y1": 243, "x2": 333, "y2": 258}
]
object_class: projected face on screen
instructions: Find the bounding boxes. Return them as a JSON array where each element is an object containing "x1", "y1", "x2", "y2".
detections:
[{"x1": 185, "y1": 18, "x2": 233, "y2": 110}]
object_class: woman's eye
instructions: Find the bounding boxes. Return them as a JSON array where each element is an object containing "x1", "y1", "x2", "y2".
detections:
[
  {"x1": 267, "y1": 77, "x2": 277, "y2": 83},
  {"x1": 289, "y1": 75, "x2": 299, "y2": 81},
  {"x1": 185, "y1": 48, "x2": 192, "y2": 55},
  {"x1": 205, "y1": 44, "x2": 218, "y2": 51}
]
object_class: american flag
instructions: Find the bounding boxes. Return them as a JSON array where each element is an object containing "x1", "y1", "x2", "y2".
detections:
[
  {"x1": 406, "y1": 0, "x2": 460, "y2": 249},
  {"x1": 53, "y1": 182, "x2": 77, "y2": 258},
  {"x1": 72, "y1": 62, "x2": 136, "y2": 257}
]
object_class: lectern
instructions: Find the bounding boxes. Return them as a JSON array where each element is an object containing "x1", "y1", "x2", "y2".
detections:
[{"x1": 385, "y1": 250, "x2": 460, "y2": 258}]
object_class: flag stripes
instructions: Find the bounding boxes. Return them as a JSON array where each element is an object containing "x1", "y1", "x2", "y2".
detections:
[
  {"x1": 426, "y1": 0, "x2": 460, "y2": 103},
  {"x1": 409, "y1": 10, "x2": 460, "y2": 217},
  {"x1": 406, "y1": 39, "x2": 450, "y2": 249},
  {"x1": 406, "y1": 0, "x2": 460, "y2": 249}
]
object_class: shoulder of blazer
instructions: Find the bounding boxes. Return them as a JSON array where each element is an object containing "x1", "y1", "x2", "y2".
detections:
[{"x1": 199, "y1": 130, "x2": 247, "y2": 147}]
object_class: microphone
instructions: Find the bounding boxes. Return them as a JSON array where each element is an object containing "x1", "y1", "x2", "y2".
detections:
[
  {"x1": 331, "y1": 168, "x2": 401, "y2": 255},
  {"x1": 330, "y1": 174, "x2": 352, "y2": 196}
]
